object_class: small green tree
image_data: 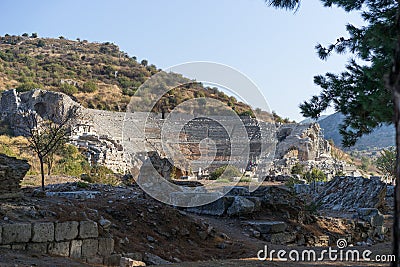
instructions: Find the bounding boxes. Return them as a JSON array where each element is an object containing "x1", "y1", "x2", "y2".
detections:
[
  {"x1": 141, "y1": 59, "x2": 148, "y2": 67},
  {"x1": 360, "y1": 156, "x2": 371, "y2": 172},
  {"x1": 304, "y1": 168, "x2": 327, "y2": 183},
  {"x1": 18, "y1": 106, "x2": 80, "y2": 190},
  {"x1": 376, "y1": 147, "x2": 396, "y2": 183},
  {"x1": 36, "y1": 39, "x2": 45, "y2": 48},
  {"x1": 291, "y1": 162, "x2": 305, "y2": 176}
]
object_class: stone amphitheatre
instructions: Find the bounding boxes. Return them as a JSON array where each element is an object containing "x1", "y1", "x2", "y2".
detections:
[{"x1": 0, "y1": 89, "x2": 395, "y2": 266}]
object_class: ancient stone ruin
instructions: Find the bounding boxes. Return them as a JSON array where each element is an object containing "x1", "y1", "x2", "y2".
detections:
[
  {"x1": 0, "y1": 89, "x2": 350, "y2": 178},
  {"x1": 313, "y1": 176, "x2": 387, "y2": 211},
  {"x1": 0, "y1": 154, "x2": 30, "y2": 199}
]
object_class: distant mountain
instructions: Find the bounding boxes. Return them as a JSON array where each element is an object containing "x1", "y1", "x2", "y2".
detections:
[
  {"x1": 316, "y1": 113, "x2": 395, "y2": 150},
  {"x1": 300, "y1": 115, "x2": 329, "y2": 124}
]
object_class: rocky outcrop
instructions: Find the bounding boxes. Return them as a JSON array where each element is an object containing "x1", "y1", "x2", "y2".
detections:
[
  {"x1": 0, "y1": 154, "x2": 30, "y2": 199},
  {"x1": 313, "y1": 176, "x2": 387, "y2": 211},
  {"x1": 0, "y1": 89, "x2": 79, "y2": 136}
]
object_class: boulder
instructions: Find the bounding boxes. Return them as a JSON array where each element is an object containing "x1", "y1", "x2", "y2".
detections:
[{"x1": 227, "y1": 196, "x2": 255, "y2": 216}]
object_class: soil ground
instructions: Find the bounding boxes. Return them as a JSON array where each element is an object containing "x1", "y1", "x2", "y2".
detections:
[{"x1": 0, "y1": 176, "x2": 395, "y2": 266}]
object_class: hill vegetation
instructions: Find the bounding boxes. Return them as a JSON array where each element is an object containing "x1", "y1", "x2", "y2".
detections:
[{"x1": 0, "y1": 33, "x2": 282, "y2": 121}]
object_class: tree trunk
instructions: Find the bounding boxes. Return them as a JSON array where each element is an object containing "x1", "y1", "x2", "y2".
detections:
[
  {"x1": 39, "y1": 156, "x2": 45, "y2": 191},
  {"x1": 47, "y1": 156, "x2": 53, "y2": 176},
  {"x1": 393, "y1": 90, "x2": 400, "y2": 267},
  {"x1": 390, "y1": 3, "x2": 400, "y2": 265}
]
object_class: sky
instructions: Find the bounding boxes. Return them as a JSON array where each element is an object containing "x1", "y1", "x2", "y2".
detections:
[{"x1": 0, "y1": 0, "x2": 364, "y2": 121}]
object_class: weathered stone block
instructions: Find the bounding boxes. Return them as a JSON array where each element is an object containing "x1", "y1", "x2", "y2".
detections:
[
  {"x1": 2, "y1": 223, "x2": 32, "y2": 244},
  {"x1": 79, "y1": 220, "x2": 98, "y2": 239},
  {"x1": 184, "y1": 194, "x2": 230, "y2": 216},
  {"x1": 70, "y1": 240, "x2": 82, "y2": 259},
  {"x1": 55, "y1": 221, "x2": 78, "y2": 241},
  {"x1": 48, "y1": 242, "x2": 70, "y2": 257},
  {"x1": 82, "y1": 239, "x2": 98, "y2": 257},
  {"x1": 27, "y1": 243, "x2": 48, "y2": 253},
  {"x1": 227, "y1": 196, "x2": 255, "y2": 216},
  {"x1": 98, "y1": 237, "x2": 114, "y2": 256},
  {"x1": 247, "y1": 221, "x2": 287, "y2": 234},
  {"x1": 11, "y1": 244, "x2": 26, "y2": 250},
  {"x1": 32, "y1": 222, "x2": 54, "y2": 242},
  {"x1": 223, "y1": 186, "x2": 250, "y2": 196}
]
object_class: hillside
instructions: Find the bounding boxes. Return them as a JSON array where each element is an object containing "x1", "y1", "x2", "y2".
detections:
[
  {"x1": 316, "y1": 112, "x2": 395, "y2": 151},
  {"x1": 0, "y1": 34, "x2": 270, "y2": 119}
]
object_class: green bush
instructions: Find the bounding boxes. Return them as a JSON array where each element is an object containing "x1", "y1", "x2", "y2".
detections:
[
  {"x1": 291, "y1": 162, "x2": 305, "y2": 176},
  {"x1": 210, "y1": 165, "x2": 242, "y2": 181},
  {"x1": 60, "y1": 83, "x2": 78, "y2": 95},
  {"x1": 16, "y1": 81, "x2": 41, "y2": 92},
  {"x1": 304, "y1": 168, "x2": 326, "y2": 183},
  {"x1": 52, "y1": 144, "x2": 91, "y2": 176},
  {"x1": 81, "y1": 165, "x2": 119, "y2": 185},
  {"x1": 285, "y1": 176, "x2": 303, "y2": 189},
  {"x1": 81, "y1": 81, "x2": 98, "y2": 93}
]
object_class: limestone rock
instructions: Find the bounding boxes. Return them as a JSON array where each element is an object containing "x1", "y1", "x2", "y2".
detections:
[
  {"x1": 0, "y1": 154, "x2": 30, "y2": 199},
  {"x1": 55, "y1": 221, "x2": 79, "y2": 241},
  {"x1": 32, "y1": 222, "x2": 54, "y2": 242},
  {"x1": 226, "y1": 196, "x2": 255, "y2": 216},
  {"x1": 79, "y1": 220, "x2": 98, "y2": 239},
  {"x1": 2, "y1": 223, "x2": 32, "y2": 244},
  {"x1": 144, "y1": 252, "x2": 171, "y2": 265}
]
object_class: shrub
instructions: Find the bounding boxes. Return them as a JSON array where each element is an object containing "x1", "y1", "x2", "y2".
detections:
[
  {"x1": 16, "y1": 81, "x2": 41, "y2": 92},
  {"x1": 81, "y1": 165, "x2": 119, "y2": 185},
  {"x1": 81, "y1": 81, "x2": 98, "y2": 93},
  {"x1": 291, "y1": 162, "x2": 305, "y2": 176},
  {"x1": 36, "y1": 39, "x2": 46, "y2": 47},
  {"x1": 210, "y1": 165, "x2": 242, "y2": 181},
  {"x1": 60, "y1": 83, "x2": 78, "y2": 95}
]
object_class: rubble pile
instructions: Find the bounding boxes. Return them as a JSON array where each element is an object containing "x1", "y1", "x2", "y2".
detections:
[
  {"x1": 0, "y1": 154, "x2": 30, "y2": 199},
  {"x1": 313, "y1": 176, "x2": 387, "y2": 211}
]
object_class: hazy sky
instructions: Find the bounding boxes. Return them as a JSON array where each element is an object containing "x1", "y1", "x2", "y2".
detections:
[{"x1": 0, "y1": 0, "x2": 363, "y2": 121}]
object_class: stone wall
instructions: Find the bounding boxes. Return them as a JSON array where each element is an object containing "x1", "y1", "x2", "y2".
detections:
[
  {"x1": 0, "y1": 220, "x2": 115, "y2": 265},
  {"x1": 0, "y1": 154, "x2": 30, "y2": 199}
]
